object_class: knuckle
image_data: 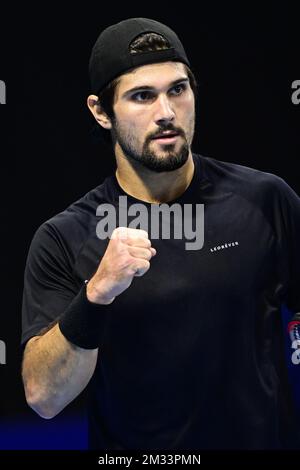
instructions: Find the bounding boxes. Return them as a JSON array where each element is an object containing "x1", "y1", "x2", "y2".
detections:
[
  {"x1": 143, "y1": 260, "x2": 150, "y2": 269},
  {"x1": 111, "y1": 227, "x2": 121, "y2": 238},
  {"x1": 118, "y1": 253, "x2": 132, "y2": 269},
  {"x1": 139, "y1": 229, "x2": 149, "y2": 238}
]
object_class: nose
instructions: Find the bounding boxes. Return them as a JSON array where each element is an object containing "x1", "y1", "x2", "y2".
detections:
[{"x1": 154, "y1": 94, "x2": 175, "y2": 125}]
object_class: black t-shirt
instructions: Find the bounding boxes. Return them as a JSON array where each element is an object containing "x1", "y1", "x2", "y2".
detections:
[{"x1": 22, "y1": 153, "x2": 300, "y2": 449}]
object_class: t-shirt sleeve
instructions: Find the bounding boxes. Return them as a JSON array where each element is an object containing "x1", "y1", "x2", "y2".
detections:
[
  {"x1": 21, "y1": 221, "x2": 79, "y2": 346},
  {"x1": 274, "y1": 177, "x2": 300, "y2": 314}
]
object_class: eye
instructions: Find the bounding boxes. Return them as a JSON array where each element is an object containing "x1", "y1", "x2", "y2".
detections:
[
  {"x1": 131, "y1": 91, "x2": 155, "y2": 102},
  {"x1": 170, "y1": 83, "x2": 187, "y2": 96}
]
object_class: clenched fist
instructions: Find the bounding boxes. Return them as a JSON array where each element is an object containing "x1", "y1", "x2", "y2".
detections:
[{"x1": 86, "y1": 227, "x2": 156, "y2": 305}]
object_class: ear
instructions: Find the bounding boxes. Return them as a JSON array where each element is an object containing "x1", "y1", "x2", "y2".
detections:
[{"x1": 87, "y1": 94, "x2": 112, "y2": 130}]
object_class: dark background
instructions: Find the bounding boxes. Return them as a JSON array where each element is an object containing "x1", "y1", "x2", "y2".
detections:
[{"x1": 0, "y1": 5, "x2": 299, "y2": 448}]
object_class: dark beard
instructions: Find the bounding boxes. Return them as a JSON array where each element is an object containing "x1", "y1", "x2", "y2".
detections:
[
  {"x1": 125, "y1": 143, "x2": 190, "y2": 172},
  {"x1": 112, "y1": 122, "x2": 190, "y2": 172}
]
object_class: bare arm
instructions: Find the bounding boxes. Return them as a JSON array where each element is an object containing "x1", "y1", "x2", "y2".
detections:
[
  {"x1": 22, "y1": 227, "x2": 156, "y2": 419},
  {"x1": 22, "y1": 323, "x2": 98, "y2": 419}
]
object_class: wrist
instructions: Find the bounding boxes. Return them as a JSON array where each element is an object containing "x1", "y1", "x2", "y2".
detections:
[
  {"x1": 58, "y1": 283, "x2": 113, "y2": 349},
  {"x1": 86, "y1": 279, "x2": 115, "y2": 305}
]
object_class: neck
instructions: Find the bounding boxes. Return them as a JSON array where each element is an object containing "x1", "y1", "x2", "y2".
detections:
[{"x1": 114, "y1": 150, "x2": 195, "y2": 204}]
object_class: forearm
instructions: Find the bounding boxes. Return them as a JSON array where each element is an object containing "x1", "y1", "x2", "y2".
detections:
[{"x1": 22, "y1": 323, "x2": 98, "y2": 419}]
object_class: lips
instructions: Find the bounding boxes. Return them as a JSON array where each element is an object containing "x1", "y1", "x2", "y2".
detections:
[{"x1": 153, "y1": 131, "x2": 179, "y2": 139}]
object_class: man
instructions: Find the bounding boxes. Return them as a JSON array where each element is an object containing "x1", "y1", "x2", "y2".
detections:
[{"x1": 22, "y1": 18, "x2": 300, "y2": 450}]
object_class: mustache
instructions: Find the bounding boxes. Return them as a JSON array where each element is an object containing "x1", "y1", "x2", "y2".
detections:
[{"x1": 146, "y1": 124, "x2": 185, "y2": 142}]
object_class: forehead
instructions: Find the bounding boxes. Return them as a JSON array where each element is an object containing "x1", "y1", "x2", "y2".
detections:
[{"x1": 117, "y1": 62, "x2": 188, "y2": 94}]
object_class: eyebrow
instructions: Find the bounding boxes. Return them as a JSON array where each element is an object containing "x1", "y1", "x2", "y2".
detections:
[{"x1": 122, "y1": 77, "x2": 189, "y2": 98}]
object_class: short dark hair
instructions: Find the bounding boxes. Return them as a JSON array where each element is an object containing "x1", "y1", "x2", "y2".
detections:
[{"x1": 93, "y1": 32, "x2": 197, "y2": 144}]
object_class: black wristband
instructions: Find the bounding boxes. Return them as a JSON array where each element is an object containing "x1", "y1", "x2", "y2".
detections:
[{"x1": 58, "y1": 283, "x2": 112, "y2": 349}]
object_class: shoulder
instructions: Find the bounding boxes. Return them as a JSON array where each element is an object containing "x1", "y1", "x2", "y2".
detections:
[
  {"x1": 29, "y1": 180, "x2": 111, "y2": 256},
  {"x1": 197, "y1": 154, "x2": 299, "y2": 205}
]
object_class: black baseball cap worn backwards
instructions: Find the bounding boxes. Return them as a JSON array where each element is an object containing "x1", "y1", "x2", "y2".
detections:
[{"x1": 89, "y1": 18, "x2": 190, "y2": 95}]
